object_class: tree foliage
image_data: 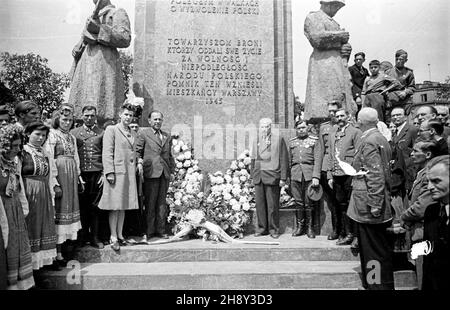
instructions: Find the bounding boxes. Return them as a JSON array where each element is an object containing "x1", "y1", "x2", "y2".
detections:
[
  {"x1": 0, "y1": 52, "x2": 70, "y2": 115},
  {"x1": 436, "y1": 76, "x2": 450, "y2": 102}
]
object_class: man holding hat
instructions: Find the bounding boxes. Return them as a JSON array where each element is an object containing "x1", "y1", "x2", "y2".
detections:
[
  {"x1": 347, "y1": 107, "x2": 394, "y2": 290},
  {"x1": 386, "y1": 49, "x2": 416, "y2": 115},
  {"x1": 289, "y1": 120, "x2": 322, "y2": 238}
]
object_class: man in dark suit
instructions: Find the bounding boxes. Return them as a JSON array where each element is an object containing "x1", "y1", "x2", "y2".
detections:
[
  {"x1": 347, "y1": 107, "x2": 394, "y2": 290},
  {"x1": 71, "y1": 106, "x2": 106, "y2": 248},
  {"x1": 328, "y1": 108, "x2": 362, "y2": 245},
  {"x1": 251, "y1": 118, "x2": 289, "y2": 239},
  {"x1": 422, "y1": 155, "x2": 449, "y2": 290},
  {"x1": 416, "y1": 105, "x2": 450, "y2": 139},
  {"x1": 435, "y1": 106, "x2": 449, "y2": 126},
  {"x1": 348, "y1": 52, "x2": 370, "y2": 113},
  {"x1": 390, "y1": 107, "x2": 418, "y2": 195},
  {"x1": 419, "y1": 120, "x2": 449, "y2": 155},
  {"x1": 136, "y1": 111, "x2": 175, "y2": 240}
]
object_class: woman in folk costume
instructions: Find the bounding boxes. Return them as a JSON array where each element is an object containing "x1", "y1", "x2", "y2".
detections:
[
  {"x1": 0, "y1": 197, "x2": 7, "y2": 290},
  {"x1": 0, "y1": 124, "x2": 34, "y2": 289},
  {"x1": 44, "y1": 105, "x2": 81, "y2": 266},
  {"x1": 98, "y1": 103, "x2": 139, "y2": 251},
  {"x1": 22, "y1": 122, "x2": 57, "y2": 270}
]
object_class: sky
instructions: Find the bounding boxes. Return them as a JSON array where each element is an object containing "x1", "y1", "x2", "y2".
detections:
[{"x1": 0, "y1": 0, "x2": 449, "y2": 102}]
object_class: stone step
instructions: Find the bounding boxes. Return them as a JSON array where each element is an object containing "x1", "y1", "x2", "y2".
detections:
[
  {"x1": 247, "y1": 206, "x2": 334, "y2": 236},
  {"x1": 72, "y1": 235, "x2": 360, "y2": 263},
  {"x1": 36, "y1": 261, "x2": 417, "y2": 290}
]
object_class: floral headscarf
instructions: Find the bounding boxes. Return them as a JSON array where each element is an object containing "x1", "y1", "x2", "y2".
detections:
[{"x1": 0, "y1": 124, "x2": 24, "y2": 197}]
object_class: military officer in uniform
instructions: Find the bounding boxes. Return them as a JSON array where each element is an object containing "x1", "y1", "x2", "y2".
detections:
[
  {"x1": 71, "y1": 106, "x2": 106, "y2": 248},
  {"x1": 318, "y1": 101, "x2": 340, "y2": 240},
  {"x1": 290, "y1": 120, "x2": 322, "y2": 238},
  {"x1": 328, "y1": 108, "x2": 362, "y2": 245},
  {"x1": 386, "y1": 49, "x2": 416, "y2": 116}
]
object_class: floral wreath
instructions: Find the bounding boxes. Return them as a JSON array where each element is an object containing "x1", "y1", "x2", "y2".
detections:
[
  {"x1": 0, "y1": 124, "x2": 24, "y2": 152},
  {"x1": 166, "y1": 135, "x2": 255, "y2": 239}
]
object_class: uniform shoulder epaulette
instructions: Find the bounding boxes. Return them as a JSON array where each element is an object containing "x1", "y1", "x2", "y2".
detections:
[
  {"x1": 308, "y1": 135, "x2": 318, "y2": 140},
  {"x1": 289, "y1": 137, "x2": 298, "y2": 142}
]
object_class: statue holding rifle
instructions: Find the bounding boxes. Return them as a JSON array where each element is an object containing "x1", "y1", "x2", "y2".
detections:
[{"x1": 68, "y1": 0, "x2": 131, "y2": 123}]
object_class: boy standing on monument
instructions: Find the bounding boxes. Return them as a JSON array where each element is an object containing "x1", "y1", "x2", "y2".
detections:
[{"x1": 362, "y1": 60, "x2": 402, "y2": 123}]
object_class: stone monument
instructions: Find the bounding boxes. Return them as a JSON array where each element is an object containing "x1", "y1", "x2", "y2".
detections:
[
  {"x1": 69, "y1": 0, "x2": 132, "y2": 122},
  {"x1": 303, "y1": 0, "x2": 356, "y2": 122},
  {"x1": 132, "y1": 0, "x2": 294, "y2": 172}
]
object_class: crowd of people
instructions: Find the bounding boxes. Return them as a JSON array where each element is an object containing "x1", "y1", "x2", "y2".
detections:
[
  {"x1": 252, "y1": 48, "x2": 449, "y2": 290},
  {"x1": 254, "y1": 105, "x2": 449, "y2": 290},
  {"x1": 0, "y1": 100, "x2": 174, "y2": 290},
  {"x1": 0, "y1": 49, "x2": 449, "y2": 291}
]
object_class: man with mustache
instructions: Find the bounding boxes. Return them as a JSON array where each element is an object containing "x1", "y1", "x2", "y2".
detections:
[
  {"x1": 318, "y1": 101, "x2": 340, "y2": 240},
  {"x1": 328, "y1": 109, "x2": 362, "y2": 246}
]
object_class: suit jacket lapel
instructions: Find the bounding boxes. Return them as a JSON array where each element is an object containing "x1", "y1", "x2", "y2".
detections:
[
  {"x1": 117, "y1": 125, "x2": 134, "y2": 148},
  {"x1": 148, "y1": 129, "x2": 162, "y2": 147},
  {"x1": 161, "y1": 132, "x2": 169, "y2": 147},
  {"x1": 411, "y1": 168, "x2": 425, "y2": 193},
  {"x1": 395, "y1": 124, "x2": 409, "y2": 143}
]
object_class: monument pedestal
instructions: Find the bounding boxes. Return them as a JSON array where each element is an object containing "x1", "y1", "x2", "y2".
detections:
[
  {"x1": 36, "y1": 236, "x2": 417, "y2": 290},
  {"x1": 133, "y1": 0, "x2": 294, "y2": 173}
]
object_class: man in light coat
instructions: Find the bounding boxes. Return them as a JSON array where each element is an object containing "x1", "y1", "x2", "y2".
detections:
[
  {"x1": 251, "y1": 118, "x2": 289, "y2": 239},
  {"x1": 347, "y1": 107, "x2": 394, "y2": 290}
]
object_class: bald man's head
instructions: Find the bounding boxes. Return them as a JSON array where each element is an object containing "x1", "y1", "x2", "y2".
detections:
[
  {"x1": 435, "y1": 105, "x2": 449, "y2": 125},
  {"x1": 359, "y1": 107, "x2": 378, "y2": 123},
  {"x1": 416, "y1": 106, "x2": 437, "y2": 124},
  {"x1": 358, "y1": 107, "x2": 379, "y2": 132}
]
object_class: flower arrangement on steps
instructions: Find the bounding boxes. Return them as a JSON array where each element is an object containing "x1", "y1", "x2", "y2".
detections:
[
  {"x1": 166, "y1": 135, "x2": 296, "y2": 242},
  {"x1": 203, "y1": 150, "x2": 254, "y2": 239},
  {"x1": 166, "y1": 135, "x2": 205, "y2": 235},
  {"x1": 148, "y1": 209, "x2": 279, "y2": 246},
  {"x1": 166, "y1": 135, "x2": 256, "y2": 240}
]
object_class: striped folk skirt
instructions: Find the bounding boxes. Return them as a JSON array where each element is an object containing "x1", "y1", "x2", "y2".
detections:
[
  {"x1": 54, "y1": 156, "x2": 81, "y2": 244},
  {"x1": 23, "y1": 175, "x2": 57, "y2": 269}
]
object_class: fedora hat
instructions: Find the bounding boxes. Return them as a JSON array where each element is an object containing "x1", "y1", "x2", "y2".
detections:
[{"x1": 307, "y1": 183, "x2": 323, "y2": 202}]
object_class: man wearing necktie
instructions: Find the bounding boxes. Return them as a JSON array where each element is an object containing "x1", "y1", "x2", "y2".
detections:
[
  {"x1": 136, "y1": 111, "x2": 175, "y2": 240},
  {"x1": 391, "y1": 107, "x2": 418, "y2": 196},
  {"x1": 422, "y1": 155, "x2": 449, "y2": 290},
  {"x1": 250, "y1": 118, "x2": 289, "y2": 239}
]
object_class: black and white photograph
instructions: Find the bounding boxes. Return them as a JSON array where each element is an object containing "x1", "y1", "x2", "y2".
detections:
[{"x1": 0, "y1": 0, "x2": 449, "y2": 296}]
